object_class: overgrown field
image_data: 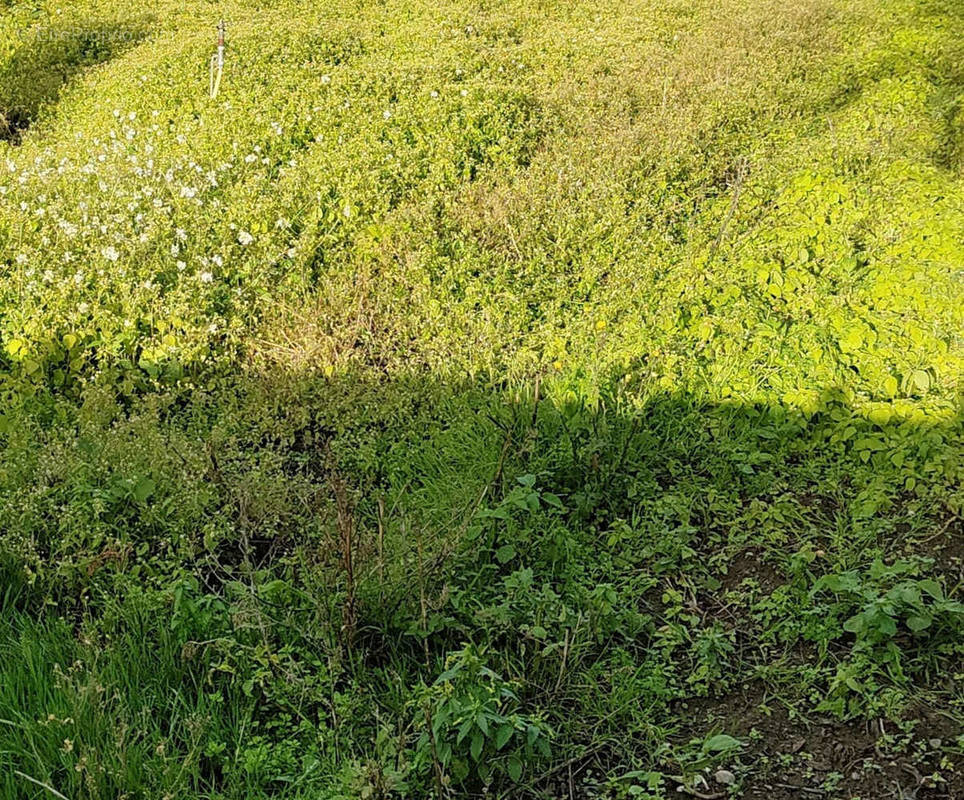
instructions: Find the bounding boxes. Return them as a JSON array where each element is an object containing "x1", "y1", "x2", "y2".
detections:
[{"x1": 0, "y1": 0, "x2": 962, "y2": 797}]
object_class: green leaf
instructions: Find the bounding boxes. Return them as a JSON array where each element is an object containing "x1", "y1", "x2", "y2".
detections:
[
  {"x1": 133, "y1": 476, "x2": 156, "y2": 502},
  {"x1": 839, "y1": 327, "x2": 863, "y2": 352},
  {"x1": 457, "y1": 717, "x2": 474, "y2": 744},
  {"x1": 702, "y1": 734, "x2": 743, "y2": 753},
  {"x1": 495, "y1": 724, "x2": 514, "y2": 750},
  {"x1": 495, "y1": 544, "x2": 516, "y2": 563},
  {"x1": 527, "y1": 724, "x2": 539, "y2": 747},
  {"x1": 542, "y1": 492, "x2": 564, "y2": 509},
  {"x1": 911, "y1": 369, "x2": 930, "y2": 392},
  {"x1": 843, "y1": 613, "x2": 864, "y2": 633},
  {"x1": 470, "y1": 731, "x2": 484, "y2": 761},
  {"x1": 918, "y1": 579, "x2": 944, "y2": 601},
  {"x1": 435, "y1": 664, "x2": 463, "y2": 684},
  {"x1": 506, "y1": 754, "x2": 523, "y2": 782},
  {"x1": 905, "y1": 614, "x2": 931, "y2": 632}
]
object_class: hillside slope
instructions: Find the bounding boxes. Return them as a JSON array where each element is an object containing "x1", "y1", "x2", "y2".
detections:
[{"x1": 0, "y1": 0, "x2": 962, "y2": 798}]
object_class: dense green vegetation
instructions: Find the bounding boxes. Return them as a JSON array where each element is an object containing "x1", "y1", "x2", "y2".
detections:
[{"x1": 0, "y1": 0, "x2": 961, "y2": 797}]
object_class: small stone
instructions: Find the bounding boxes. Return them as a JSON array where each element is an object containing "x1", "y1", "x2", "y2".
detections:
[
  {"x1": 714, "y1": 769, "x2": 736, "y2": 786},
  {"x1": 929, "y1": 738, "x2": 942, "y2": 749}
]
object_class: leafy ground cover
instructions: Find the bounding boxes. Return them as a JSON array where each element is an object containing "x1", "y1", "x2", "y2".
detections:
[{"x1": 0, "y1": 0, "x2": 962, "y2": 797}]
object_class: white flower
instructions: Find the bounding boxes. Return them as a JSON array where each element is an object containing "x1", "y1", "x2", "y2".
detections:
[
  {"x1": 78, "y1": 302, "x2": 90, "y2": 313},
  {"x1": 321, "y1": 74, "x2": 331, "y2": 85},
  {"x1": 103, "y1": 246, "x2": 120, "y2": 262},
  {"x1": 383, "y1": 109, "x2": 392, "y2": 120},
  {"x1": 180, "y1": 186, "x2": 197, "y2": 199},
  {"x1": 176, "y1": 260, "x2": 186, "y2": 271},
  {"x1": 238, "y1": 230, "x2": 254, "y2": 246},
  {"x1": 200, "y1": 271, "x2": 214, "y2": 283}
]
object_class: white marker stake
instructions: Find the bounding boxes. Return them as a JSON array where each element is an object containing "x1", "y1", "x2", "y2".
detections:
[{"x1": 209, "y1": 20, "x2": 225, "y2": 98}]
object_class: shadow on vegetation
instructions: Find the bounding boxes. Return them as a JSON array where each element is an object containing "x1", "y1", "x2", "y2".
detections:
[
  {"x1": 0, "y1": 19, "x2": 150, "y2": 143},
  {"x1": 0, "y1": 365, "x2": 960, "y2": 798}
]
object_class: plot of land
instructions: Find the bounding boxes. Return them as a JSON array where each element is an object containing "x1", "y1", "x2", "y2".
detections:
[{"x1": 0, "y1": 0, "x2": 961, "y2": 797}]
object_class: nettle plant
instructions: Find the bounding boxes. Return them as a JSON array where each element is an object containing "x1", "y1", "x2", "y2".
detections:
[
  {"x1": 811, "y1": 558, "x2": 964, "y2": 647},
  {"x1": 807, "y1": 559, "x2": 964, "y2": 718},
  {"x1": 414, "y1": 645, "x2": 551, "y2": 790}
]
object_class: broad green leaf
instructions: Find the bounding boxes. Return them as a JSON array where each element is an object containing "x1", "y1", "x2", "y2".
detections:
[
  {"x1": 703, "y1": 734, "x2": 742, "y2": 753},
  {"x1": 495, "y1": 544, "x2": 516, "y2": 563},
  {"x1": 905, "y1": 615, "x2": 931, "y2": 632},
  {"x1": 476, "y1": 712, "x2": 489, "y2": 736},
  {"x1": 470, "y1": 731, "x2": 484, "y2": 761},
  {"x1": 918, "y1": 580, "x2": 943, "y2": 601},
  {"x1": 133, "y1": 476, "x2": 156, "y2": 502},
  {"x1": 911, "y1": 370, "x2": 930, "y2": 392},
  {"x1": 495, "y1": 724, "x2": 514, "y2": 750}
]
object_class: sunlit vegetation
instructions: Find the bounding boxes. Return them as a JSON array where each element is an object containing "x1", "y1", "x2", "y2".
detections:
[{"x1": 0, "y1": 0, "x2": 961, "y2": 797}]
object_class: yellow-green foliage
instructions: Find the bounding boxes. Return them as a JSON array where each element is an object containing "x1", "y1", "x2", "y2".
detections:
[{"x1": 0, "y1": 0, "x2": 960, "y2": 416}]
